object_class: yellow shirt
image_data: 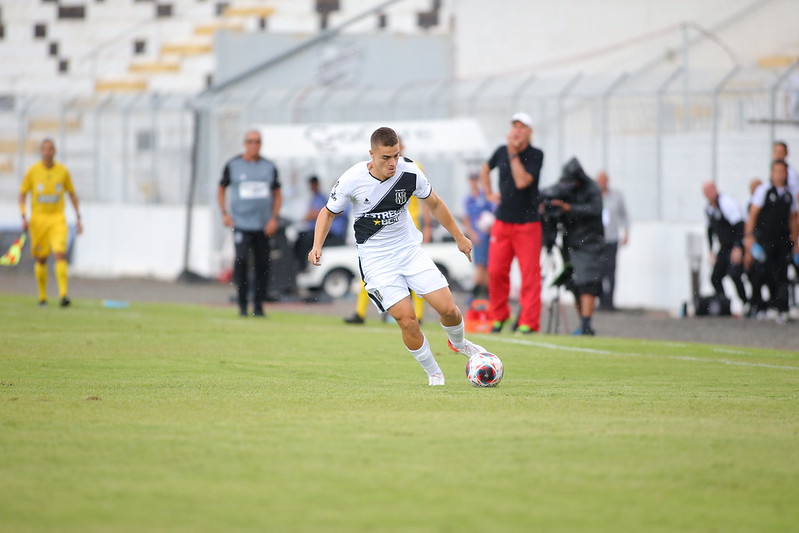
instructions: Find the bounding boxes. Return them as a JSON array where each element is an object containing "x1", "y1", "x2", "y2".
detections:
[{"x1": 20, "y1": 161, "x2": 74, "y2": 217}]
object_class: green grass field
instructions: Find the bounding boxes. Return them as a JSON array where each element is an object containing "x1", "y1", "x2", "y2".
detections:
[{"x1": 1, "y1": 294, "x2": 797, "y2": 532}]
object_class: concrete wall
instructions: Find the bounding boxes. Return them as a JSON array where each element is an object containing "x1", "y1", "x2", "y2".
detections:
[
  {"x1": 3, "y1": 200, "x2": 723, "y2": 314},
  {"x1": 1, "y1": 202, "x2": 216, "y2": 281}
]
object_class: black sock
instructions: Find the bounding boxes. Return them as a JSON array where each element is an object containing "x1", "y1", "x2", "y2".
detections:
[{"x1": 581, "y1": 316, "x2": 591, "y2": 331}]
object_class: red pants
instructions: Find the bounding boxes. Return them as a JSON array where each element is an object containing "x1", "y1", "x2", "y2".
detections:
[{"x1": 487, "y1": 220, "x2": 542, "y2": 331}]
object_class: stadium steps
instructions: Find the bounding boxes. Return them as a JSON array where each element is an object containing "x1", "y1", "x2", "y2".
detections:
[
  {"x1": 28, "y1": 116, "x2": 82, "y2": 132},
  {"x1": 223, "y1": 5, "x2": 277, "y2": 18},
  {"x1": 193, "y1": 21, "x2": 246, "y2": 36},
  {"x1": 94, "y1": 78, "x2": 149, "y2": 93},
  {"x1": 0, "y1": 156, "x2": 13, "y2": 174},
  {"x1": 0, "y1": 139, "x2": 40, "y2": 154},
  {"x1": 757, "y1": 55, "x2": 799, "y2": 68}
]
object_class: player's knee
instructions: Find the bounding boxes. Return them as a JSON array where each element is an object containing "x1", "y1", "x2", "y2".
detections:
[
  {"x1": 395, "y1": 314, "x2": 420, "y2": 332},
  {"x1": 438, "y1": 303, "x2": 460, "y2": 323}
]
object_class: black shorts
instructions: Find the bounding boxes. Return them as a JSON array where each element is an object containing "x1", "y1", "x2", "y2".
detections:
[{"x1": 571, "y1": 281, "x2": 602, "y2": 297}]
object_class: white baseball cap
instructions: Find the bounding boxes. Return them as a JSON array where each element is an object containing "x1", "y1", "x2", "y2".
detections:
[{"x1": 511, "y1": 112, "x2": 533, "y2": 128}]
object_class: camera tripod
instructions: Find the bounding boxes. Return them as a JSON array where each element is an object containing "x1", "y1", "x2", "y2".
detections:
[{"x1": 545, "y1": 254, "x2": 574, "y2": 335}]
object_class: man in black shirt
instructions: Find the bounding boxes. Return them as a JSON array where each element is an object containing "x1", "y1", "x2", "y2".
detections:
[
  {"x1": 479, "y1": 112, "x2": 544, "y2": 334},
  {"x1": 744, "y1": 160, "x2": 799, "y2": 323},
  {"x1": 702, "y1": 181, "x2": 747, "y2": 306}
]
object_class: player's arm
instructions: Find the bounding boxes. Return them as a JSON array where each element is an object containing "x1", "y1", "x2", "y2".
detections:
[
  {"x1": 421, "y1": 202, "x2": 432, "y2": 243},
  {"x1": 423, "y1": 191, "x2": 472, "y2": 262},
  {"x1": 68, "y1": 191, "x2": 83, "y2": 235},
  {"x1": 265, "y1": 187, "x2": 282, "y2": 236},
  {"x1": 217, "y1": 185, "x2": 233, "y2": 227},
  {"x1": 508, "y1": 154, "x2": 534, "y2": 190},
  {"x1": 479, "y1": 162, "x2": 499, "y2": 205},
  {"x1": 18, "y1": 191, "x2": 28, "y2": 232},
  {"x1": 308, "y1": 208, "x2": 335, "y2": 266},
  {"x1": 743, "y1": 205, "x2": 760, "y2": 268}
]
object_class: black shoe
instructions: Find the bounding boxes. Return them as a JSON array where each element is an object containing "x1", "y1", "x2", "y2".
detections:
[
  {"x1": 38, "y1": 300, "x2": 47, "y2": 307},
  {"x1": 582, "y1": 327, "x2": 596, "y2": 336},
  {"x1": 344, "y1": 313, "x2": 365, "y2": 324},
  {"x1": 59, "y1": 297, "x2": 71, "y2": 308},
  {"x1": 253, "y1": 306, "x2": 265, "y2": 317},
  {"x1": 239, "y1": 308, "x2": 248, "y2": 317}
]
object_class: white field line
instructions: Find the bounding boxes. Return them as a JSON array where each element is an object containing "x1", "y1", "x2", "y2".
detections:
[{"x1": 490, "y1": 337, "x2": 799, "y2": 371}]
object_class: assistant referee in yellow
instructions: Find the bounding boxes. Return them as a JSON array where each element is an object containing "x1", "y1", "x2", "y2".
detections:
[{"x1": 19, "y1": 138, "x2": 83, "y2": 306}]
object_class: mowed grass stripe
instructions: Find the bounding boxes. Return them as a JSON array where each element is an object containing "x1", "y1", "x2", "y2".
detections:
[{"x1": 0, "y1": 294, "x2": 797, "y2": 532}]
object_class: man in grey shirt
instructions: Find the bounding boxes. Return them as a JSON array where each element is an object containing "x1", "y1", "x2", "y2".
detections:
[
  {"x1": 217, "y1": 130, "x2": 282, "y2": 316},
  {"x1": 596, "y1": 171, "x2": 629, "y2": 311}
]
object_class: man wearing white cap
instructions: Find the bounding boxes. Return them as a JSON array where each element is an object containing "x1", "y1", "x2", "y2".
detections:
[{"x1": 479, "y1": 112, "x2": 545, "y2": 334}]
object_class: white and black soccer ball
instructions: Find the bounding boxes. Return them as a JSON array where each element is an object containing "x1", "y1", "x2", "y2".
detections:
[{"x1": 465, "y1": 352, "x2": 504, "y2": 387}]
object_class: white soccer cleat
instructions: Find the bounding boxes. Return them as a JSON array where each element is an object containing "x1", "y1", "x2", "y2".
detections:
[
  {"x1": 428, "y1": 372, "x2": 446, "y2": 386},
  {"x1": 447, "y1": 339, "x2": 487, "y2": 358}
]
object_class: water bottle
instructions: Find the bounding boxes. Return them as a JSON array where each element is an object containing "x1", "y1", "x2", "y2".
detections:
[{"x1": 750, "y1": 242, "x2": 766, "y2": 263}]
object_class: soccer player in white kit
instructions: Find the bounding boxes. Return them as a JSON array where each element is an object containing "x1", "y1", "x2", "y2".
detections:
[{"x1": 308, "y1": 127, "x2": 487, "y2": 386}]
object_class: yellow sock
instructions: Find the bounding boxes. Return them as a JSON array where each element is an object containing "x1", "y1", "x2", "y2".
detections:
[
  {"x1": 356, "y1": 283, "x2": 369, "y2": 318},
  {"x1": 34, "y1": 261, "x2": 48, "y2": 302},
  {"x1": 412, "y1": 291, "x2": 425, "y2": 321},
  {"x1": 55, "y1": 259, "x2": 68, "y2": 299}
]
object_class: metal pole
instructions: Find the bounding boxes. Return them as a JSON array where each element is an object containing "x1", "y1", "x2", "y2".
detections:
[
  {"x1": 656, "y1": 68, "x2": 683, "y2": 220},
  {"x1": 710, "y1": 66, "x2": 739, "y2": 183},
  {"x1": 59, "y1": 97, "x2": 78, "y2": 166},
  {"x1": 388, "y1": 81, "x2": 414, "y2": 118},
  {"x1": 557, "y1": 73, "x2": 582, "y2": 165},
  {"x1": 122, "y1": 94, "x2": 143, "y2": 202},
  {"x1": 150, "y1": 93, "x2": 160, "y2": 203},
  {"x1": 92, "y1": 96, "x2": 111, "y2": 200},
  {"x1": 426, "y1": 80, "x2": 449, "y2": 119},
  {"x1": 349, "y1": 84, "x2": 373, "y2": 121},
  {"x1": 600, "y1": 73, "x2": 629, "y2": 170},
  {"x1": 467, "y1": 78, "x2": 493, "y2": 117},
  {"x1": 178, "y1": 103, "x2": 203, "y2": 282},
  {"x1": 511, "y1": 74, "x2": 537, "y2": 116},
  {"x1": 769, "y1": 61, "x2": 799, "y2": 145},
  {"x1": 17, "y1": 96, "x2": 37, "y2": 178},
  {"x1": 682, "y1": 23, "x2": 690, "y2": 130},
  {"x1": 314, "y1": 84, "x2": 337, "y2": 123}
]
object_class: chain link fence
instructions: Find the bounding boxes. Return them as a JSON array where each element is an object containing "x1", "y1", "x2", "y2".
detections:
[{"x1": 2, "y1": 62, "x2": 798, "y2": 226}]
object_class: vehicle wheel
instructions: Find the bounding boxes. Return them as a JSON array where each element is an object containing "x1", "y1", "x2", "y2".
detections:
[
  {"x1": 434, "y1": 263, "x2": 460, "y2": 291},
  {"x1": 322, "y1": 268, "x2": 355, "y2": 299},
  {"x1": 434, "y1": 263, "x2": 449, "y2": 279}
]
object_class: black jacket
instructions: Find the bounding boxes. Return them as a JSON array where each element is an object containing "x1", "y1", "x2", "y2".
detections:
[{"x1": 541, "y1": 157, "x2": 604, "y2": 251}]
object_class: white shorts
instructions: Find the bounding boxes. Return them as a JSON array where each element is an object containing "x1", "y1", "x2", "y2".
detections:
[{"x1": 360, "y1": 245, "x2": 449, "y2": 312}]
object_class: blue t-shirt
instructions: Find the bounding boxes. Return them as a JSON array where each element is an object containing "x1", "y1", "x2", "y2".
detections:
[
  {"x1": 329, "y1": 204, "x2": 350, "y2": 239},
  {"x1": 465, "y1": 191, "x2": 494, "y2": 242}
]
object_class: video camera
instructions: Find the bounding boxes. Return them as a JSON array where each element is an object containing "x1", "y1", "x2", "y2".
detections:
[{"x1": 538, "y1": 178, "x2": 580, "y2": 252}]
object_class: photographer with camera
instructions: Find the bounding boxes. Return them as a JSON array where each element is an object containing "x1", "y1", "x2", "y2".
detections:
[{"x1": 540, "y1": 158, "x2": 604, "y2": 336}]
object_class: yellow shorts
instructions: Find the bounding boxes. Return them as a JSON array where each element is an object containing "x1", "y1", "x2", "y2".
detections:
[{"x1": 29, "y1": 215, "x2": 68, "y2": 258}]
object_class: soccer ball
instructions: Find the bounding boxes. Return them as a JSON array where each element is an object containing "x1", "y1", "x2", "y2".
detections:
[{"x1": 465, "y1": 352, "x2": 504, "y2": 387}]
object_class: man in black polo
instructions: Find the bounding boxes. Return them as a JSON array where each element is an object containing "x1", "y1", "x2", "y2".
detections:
[
  {"x1": 702, "y1": 181, "x2": 747, "y2": 308},
  {"x1": 479, "y1": 112, "x2": 545, "y2": 334},
  {"x1": 743, "y1": 160, "x2": 798, "y2": 323},
  {"x1": 217, "y1": 130, "x2": 282, "y2": 317}
]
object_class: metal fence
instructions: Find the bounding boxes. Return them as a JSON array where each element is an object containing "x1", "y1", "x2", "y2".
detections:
[{"x1": 3, "y1": 62, "x2": 798, "y2": 227}]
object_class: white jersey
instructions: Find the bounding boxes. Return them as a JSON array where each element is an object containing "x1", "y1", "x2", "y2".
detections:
[{"x1": 326, "y1": 157, "x2": 432, "y2": 256}]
